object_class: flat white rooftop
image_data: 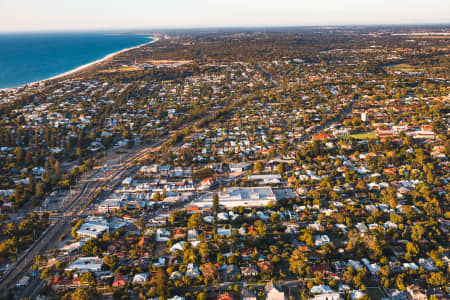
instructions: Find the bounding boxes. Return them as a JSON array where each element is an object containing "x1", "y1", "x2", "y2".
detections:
[
  {"x1": 66, "y1": 257, "x2": 103, "y2": 272},
  {"x1": 193, "y1": 187, "x2": 276, "y2": 208}
]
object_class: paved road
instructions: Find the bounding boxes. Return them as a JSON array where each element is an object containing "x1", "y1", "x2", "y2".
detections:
[
  {"x1": 0, "y1": 138, "x2": 168, "y2": 297},
  {"x1": 1, "y1": 96, "x2": 354, "y2": 298},
  {"x1": 0, "y1": 97, "x2": 243, "y2": 298}
]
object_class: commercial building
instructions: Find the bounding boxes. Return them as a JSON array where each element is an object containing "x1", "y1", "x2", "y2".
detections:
[
  {"x1": 193, "y1": 187, "x2": 277, "y2": 208},
  {"x1": 66, "y1": 257, "x2": 103, "y2": 273}
]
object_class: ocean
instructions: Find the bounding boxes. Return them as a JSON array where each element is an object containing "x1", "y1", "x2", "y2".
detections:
[{"x1": 0, "y1": 32, "x2": 153, "y2": 89}]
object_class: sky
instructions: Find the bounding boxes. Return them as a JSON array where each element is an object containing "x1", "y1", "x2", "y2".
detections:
[{"x1": 0, "y1": 0, "x2": 449, "y2": 32}]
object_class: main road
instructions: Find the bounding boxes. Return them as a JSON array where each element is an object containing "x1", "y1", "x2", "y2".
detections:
[
  {"x1": 0, "y1": 96, "x2": 245, "y2": 297},
  {"x1": 1, "y1": 95, "x2": 354, "y2": 297},
  {"x1": 0, "y1": 135, "x2": 172, "y2": 296}
]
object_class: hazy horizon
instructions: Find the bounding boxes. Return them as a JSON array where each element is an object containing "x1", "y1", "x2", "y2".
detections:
[
  {"x1": 0, "y1": 23, "x2": 449, "y2": 34},
  {"x1": 0, "y1": 0, "x2": 449, "y2": 32}
]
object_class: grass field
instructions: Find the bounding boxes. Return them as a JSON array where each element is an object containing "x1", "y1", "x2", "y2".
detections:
[
  {"x1": 386, "y1": 63, "x2": 423, "y2": 73},
  {"x1": 340, "y1": 132, "x2": 378, "y2": 140}
]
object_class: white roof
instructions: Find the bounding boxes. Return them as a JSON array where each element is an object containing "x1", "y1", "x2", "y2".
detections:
[
  {"x1": 311, "y1": 285, "x2": 334, "y2": 294},
  {"x1": 66, "y1": 257, "x2": 103, "y2": 272}
]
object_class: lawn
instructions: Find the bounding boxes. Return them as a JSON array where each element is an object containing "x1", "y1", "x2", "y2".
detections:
[
  {"x1": 386, "y1": 63, "x2": 423, "y2": 73},
  {"x1": 340, "y1": 132, "x2": 378, "y2": 140}
]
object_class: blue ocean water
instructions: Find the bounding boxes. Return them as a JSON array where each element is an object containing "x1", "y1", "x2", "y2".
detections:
[{"x1": 0, "y1": 32, "x2": 152, "y2": 89}]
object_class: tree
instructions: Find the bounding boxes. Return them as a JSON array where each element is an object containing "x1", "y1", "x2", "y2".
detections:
[
  {"x1": 169, "y1": 210, "x2": 187, "y2": 225},
  {"x1": 28, "y1": 174, "x2": 35, "y2": 194},
  {"x1": 14, "y1": 147, "x2": 23, "y2": 165},
  {"x1": 390, "y1": 213, "x2": 403, "y2": 224},
  {"x1": 35, "y1": 182, "x2": 45, "y2": 199},
  {"x1": 289, "y1": 248, "x2": 307, "y2": 276},
  {"x1": 396, "y1": 274, "x2": 406, "y2": 291},
  {"x1": 154, "y1": 268, "x2": 168, "y2": 298},
  {"x1": 193, "y1": 168, "x2": 213, "y2": 181},
  {"x1": 427, "y1": 272, "x2": 446, "y2": 287},
  {"x1": 411, "y1": 224, "x2": 425, "y2": 242},
  {"x1": 35, "y1": 254, "x2": 45, "y2": 265},
  {"x1": 4, "y1": 223, "x2": 17, "y2": 236},
  {"x1": 104, "y1": 255, "x2": 118, "y2": 270},
  {"x1": 71, "y1": 220, "x2": 84, "y2": 238},
  {"x1": 212, "y1": 193, "x2": 219, "y2": 217},
  {"x1": 188, "y1": 213, "x2": 204, "y2": 229},
  {"x1": 152, "y1": 192, "x2": 160, "y2": 202},
  {"x1": 135, "y1": 217, "x2": 146, "y2": 231},
  {"x1": 71, "y1": 288, "x2": 95, "y2": 300},
  {"x1": 80, "y1": 272, "x2": 96, "y2": 287},
  {"x1": 54, "y1": 160, "x2": 61, "y2": 182},
  {"x1": 253, "y1": 161, "x2": 264, "y2": 173},
  {"x1": 302, "y1": 232, "x2": 314, "y2": 247},
  {"x1": 343, "y1": 267, "x2": 355, "y2": 284},
  {"x1": 277, "y1": 162, "x2": 284, "y2": 175},
  {"x1": 198, "y1": 242, "x2": 211, "y2": 261},
  {"x1": 406, "y1": 242, "x2": 419, "y2": 258},
  {"x1": 41, "y1": 170, "x2": 51, "y2": 186},
  {"x1": 81, "y1": 239, "x2": 99, "y2": 256}
]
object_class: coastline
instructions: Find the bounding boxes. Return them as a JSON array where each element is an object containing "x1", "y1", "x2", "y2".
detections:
[{"x1": 0, "y1": 36, "x2": 159, "y2": 92}]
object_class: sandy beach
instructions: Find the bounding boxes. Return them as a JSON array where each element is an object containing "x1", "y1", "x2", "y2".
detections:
[
  {"x1": 0, "y1": 36, "x2": 159, "y2": 92},
  {"x1": 46, "y1": 36, "x2": 159, "y2": 81}
]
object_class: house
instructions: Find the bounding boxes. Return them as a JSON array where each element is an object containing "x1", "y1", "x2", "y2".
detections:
[
  {"x1": 248, "y1": 174, "x2": 282, "y2": 185},
  {"x1": 199, "y1": 263, "x2": 219, "y2": 280},
  {"x1": 392, "y1": 246, "x2": 406, "y2": 257},
  {"x1": 386, "y1": 289, "x2": 408, "y2": 300},
  {"x1": 349, "y1": 290, "x2": 366, "y2": 300},
  {"x1": 172, "y1": 229, "x2": 185, "y2": 239},
  {"x1": 51, "y1": 275, "x2": 73, "y2": 290},
  {"x1": 217, "y1": 293, "x2": 234, "y2": 300},
  {"x1": 169, "y1": 271, "x2": 183, "y2": 280},
  {"x1": 168, "y1": 297, "x2": 185, "y2": 300},
  {"x1": 333, "y1": 261, "x2": 348, "y2": 275},
  {"x1": 258, "y1": 261, "x2": 273, "y2": 273},
  {"x1": 222, "y1": 264, "x2": 241, "y2": 281},
  {"x1": 406, "y1": 285, "x2": 427, "y2": 300},
  {"x1": 199, "y1": 177, "x2": 215, "y2": 190},
  {"x1": 187, "y1": 229, "x2": 199, "y2": 241},
  {"x1": 361, "y1": 258, "x2": 380, "y2": 276},
  {"x1": 217, "y1": 228, "x2": 232, "y2": 237},
  {"x1": 186, "y1": 263, "x2": 201, "y2": 278},
  {"x1": 333, "y1": 128, "x2": 350, "y2": 137},
  {"x1": 312, "y1": 133, "x2": 331, "y2": 141},
  {"x1": 229, "y1": 162, "x2": 251, "y2": 173},
  {"x1": 311, "y1": 285, "x2": 335, "y2": 295},
  {"x1": 156, "y1": 229, "x2": 170, "y2": 242},
  {"x1": 312, "y1": 292, "x2": 341, "y2": 300},
  {"x1": 417, "y1": 258, "x2": 437, "y2": 271},
  {"x1": 265, "y1": 282, "x2": 285, "y2": 300},
  {"x1": 170, "y1": 241, "x2": 185, "y2": 253},
  {"x1": 315, "y1": 235, "x2": 331, "y2": 246},
  {"x1": 59, "y1": 241, "x2": 84, "y2": 256},
  {"x1": 132, "y1": 273, "x2": 148, "y2": 284},
  {"x1": 241, "y1": 265, "x2": 259, "y2": 277},
  {"x1": 241, "y1": 288, "x2": 258, "y2": 300},
  {"x1": 112, "y1": 273, "x2": 128, "y2": 287}
]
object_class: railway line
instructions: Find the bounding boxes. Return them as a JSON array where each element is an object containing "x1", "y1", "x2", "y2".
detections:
[
  {"x1": 0, "y1": 96, "x2": 253, "y2": 297},
  {"x1": 0, "y1": 137, "x2": 167, "y2": 296}
]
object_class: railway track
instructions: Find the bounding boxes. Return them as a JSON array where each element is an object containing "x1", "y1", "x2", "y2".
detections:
[
  {"x1": 0, "y1": 136, "x2": 170, "y2": 296},
  {"x1": 0, "y1": 98, "x2": 247, "y2": 297}
]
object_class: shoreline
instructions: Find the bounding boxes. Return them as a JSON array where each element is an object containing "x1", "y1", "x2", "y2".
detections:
[{"x1": 0, "y1": 36, "x2": 159, "y2": 92}]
